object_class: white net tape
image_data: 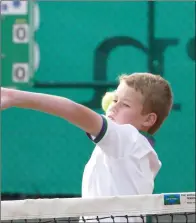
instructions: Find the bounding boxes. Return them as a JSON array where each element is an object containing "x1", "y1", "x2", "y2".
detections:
[{"x1": 1, "y1": 192, "x2": 195, "y2": 223}]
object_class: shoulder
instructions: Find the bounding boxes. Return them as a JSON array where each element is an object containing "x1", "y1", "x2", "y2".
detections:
[
  {"x1": 132, "y1": 133, "x2": 162, "y2": 176},
  {"x1": 101, "y1": 115, "x2": 140, "y2": 144},
  {"x1": 87, "y1": 115, "x2": 141, "y2": 158},
  {"x1": 87, "y1": 115, "x2": 139, "y2": 143},
  {"x1": 132, "y1": 133, "x2": 156, "y2": 158}
]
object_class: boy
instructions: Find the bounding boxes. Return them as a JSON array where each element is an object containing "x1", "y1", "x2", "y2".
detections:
[{"x1": 1, "y1": 73, "x2": 173, "y2": 220}]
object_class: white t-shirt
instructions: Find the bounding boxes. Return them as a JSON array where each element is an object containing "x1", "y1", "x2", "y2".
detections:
[{"x1": 82, "y1": 115, "x2": 161, "y2": 198}]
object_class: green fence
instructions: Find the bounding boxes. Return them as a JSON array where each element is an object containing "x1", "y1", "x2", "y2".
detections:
[{"x1": 1, "y1": 1, "x2": 195, "y2": 196}]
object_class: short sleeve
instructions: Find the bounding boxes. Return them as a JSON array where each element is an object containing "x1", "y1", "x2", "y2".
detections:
[{"x1": 87, "y1": 115, "x2": 139, "y2": 158}]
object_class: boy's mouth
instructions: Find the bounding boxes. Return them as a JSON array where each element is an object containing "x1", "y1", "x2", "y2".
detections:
[{"x1": 108, "y1": 115, "x2": 115, "y2": 121}]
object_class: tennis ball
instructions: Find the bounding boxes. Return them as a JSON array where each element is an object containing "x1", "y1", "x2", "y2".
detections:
[{"x1": 101, "y1": 92, "x2": 114, "y2": 112}]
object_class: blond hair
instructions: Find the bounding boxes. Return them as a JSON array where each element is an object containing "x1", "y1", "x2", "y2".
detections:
[{"x1": 119, "y1": 73, "x2": 173, "y2": 134}]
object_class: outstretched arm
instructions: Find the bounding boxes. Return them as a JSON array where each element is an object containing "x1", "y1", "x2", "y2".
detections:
[{"x1": 1, "y1": 88, "x2": 103, "y2": 136}]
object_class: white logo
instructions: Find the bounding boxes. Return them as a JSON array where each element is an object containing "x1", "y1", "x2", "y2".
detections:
[{"x1": 1, "y1": 0, "x2": 27, "y2": 15}]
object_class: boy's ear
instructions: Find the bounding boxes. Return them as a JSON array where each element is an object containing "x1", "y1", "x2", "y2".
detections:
[{"x1": 143, "y1": 113, "x2": 157, "y2": 128}]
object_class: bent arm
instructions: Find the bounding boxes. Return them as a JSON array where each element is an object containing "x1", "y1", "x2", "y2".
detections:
[{"x1": 13, "y1": 90, "x2": 103, "y2": 136}]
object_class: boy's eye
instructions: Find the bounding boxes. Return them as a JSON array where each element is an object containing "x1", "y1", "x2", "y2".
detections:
[
  {"x1": 113, "y1": 99, "x2": 118, "y2": 103},
  {"x1": 123, "y1": 103, "x2": 130, "y2": 107}
]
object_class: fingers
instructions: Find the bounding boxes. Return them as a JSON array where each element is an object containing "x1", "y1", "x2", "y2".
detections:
[{"x1": 0, "y1": 88, "x2": 14, "y2": 110}]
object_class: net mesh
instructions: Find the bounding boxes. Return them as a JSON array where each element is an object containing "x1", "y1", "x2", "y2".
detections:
[{"x1": 1, "y1": 193, "x2": 195, "y2": 223}]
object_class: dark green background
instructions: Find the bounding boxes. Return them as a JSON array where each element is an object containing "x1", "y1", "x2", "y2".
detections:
[{"x1": 2, "y1": 1, "x2": 195, "y2": 195}]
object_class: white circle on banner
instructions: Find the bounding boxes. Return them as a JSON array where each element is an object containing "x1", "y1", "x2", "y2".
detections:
[
  {"x1": 34, "y1": 42, "x2": 40, "y2": 72},
  {"x1": 33, "y1": 3, "x2": 40, "y2": 31}
]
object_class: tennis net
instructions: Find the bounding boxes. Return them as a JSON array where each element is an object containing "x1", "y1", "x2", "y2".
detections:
[{"x1": 1, "y1": 192, "x2": 195, "y2": 223}]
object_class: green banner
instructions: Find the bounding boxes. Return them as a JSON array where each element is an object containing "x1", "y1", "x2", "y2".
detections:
[{"x1": 1, "y1": 1, "x2": 195, "y2": 195}]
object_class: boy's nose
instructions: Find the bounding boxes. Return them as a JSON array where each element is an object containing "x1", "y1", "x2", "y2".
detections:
[{"x1": 111, "y1": 102, "x2": 120, "y2": 114}]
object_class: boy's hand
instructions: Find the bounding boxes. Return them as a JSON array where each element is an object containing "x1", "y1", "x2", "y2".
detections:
[{"x1": 0, "y1": 87, "x2": 16, "y2": 110}]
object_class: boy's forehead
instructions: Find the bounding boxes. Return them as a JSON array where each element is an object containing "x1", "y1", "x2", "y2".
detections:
[
  {"x1": 116, "y1": 82, "x2": 143, "y2": 101},
  {"x1": 116, "y1": 82, "x2": 133, "y2": 95}
]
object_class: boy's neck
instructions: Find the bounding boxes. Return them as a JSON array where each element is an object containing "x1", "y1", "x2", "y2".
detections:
[
  {"x1": 140, "y1": 131, "x2": 155, "y2": 147},
  {"x1": 140, "y1": 131, "x2": 152, "y2": 138}
]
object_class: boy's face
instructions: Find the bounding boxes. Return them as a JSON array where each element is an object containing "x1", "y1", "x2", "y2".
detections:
[{"x1": 106, "y1": 81, "x2": 150, "y2": 130}]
